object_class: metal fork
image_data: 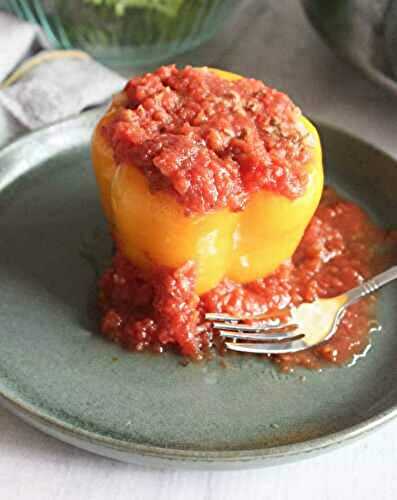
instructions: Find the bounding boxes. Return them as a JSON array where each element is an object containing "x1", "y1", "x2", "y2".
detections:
[{"x1": 205, "y1": 266, "x2": 397, "y2": 354}]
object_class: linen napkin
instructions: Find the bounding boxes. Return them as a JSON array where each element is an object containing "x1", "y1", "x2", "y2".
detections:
[{"x1": 0, "y1": 11, "x2": 126, "y2": 147}]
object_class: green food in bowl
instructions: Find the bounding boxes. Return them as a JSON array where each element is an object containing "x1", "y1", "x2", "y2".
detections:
[
  {"x1": 6, "y1": 0, "x2": 238, "y2": 68},
  {"x1": 83, "y1": 0, "x2": 185, "y2": 17}
]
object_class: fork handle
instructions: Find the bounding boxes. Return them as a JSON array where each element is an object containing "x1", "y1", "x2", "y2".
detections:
[{"x1": 345, "y1": 265, "x2": 397, "y2": 306}]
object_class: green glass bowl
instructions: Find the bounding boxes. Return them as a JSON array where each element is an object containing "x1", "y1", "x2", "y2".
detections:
[{"x1": 4, "y1": 0, "x2": 239, "y2": 68}]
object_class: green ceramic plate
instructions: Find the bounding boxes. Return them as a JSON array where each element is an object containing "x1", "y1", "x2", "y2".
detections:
[{"x1": 1, "y1": 110, "x2": 397, "y2": 469}]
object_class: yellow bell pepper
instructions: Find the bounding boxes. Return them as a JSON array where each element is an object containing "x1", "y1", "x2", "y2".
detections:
[{"x1": 92, "y1": 69, "x2": 324, "y2": 294}]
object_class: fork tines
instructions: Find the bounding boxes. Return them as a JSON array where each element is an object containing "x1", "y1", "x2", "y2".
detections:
[{"x1": 205, "y1": 312, "x2": 303, "y2": 343}]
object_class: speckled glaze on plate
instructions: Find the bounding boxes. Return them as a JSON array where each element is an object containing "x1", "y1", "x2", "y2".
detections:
[{"x1": 1, "y1": 109, "x2": 397, "y2": 470}]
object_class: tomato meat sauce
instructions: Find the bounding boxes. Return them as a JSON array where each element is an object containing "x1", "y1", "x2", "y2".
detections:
[
  {"x1": 98, "y1": 187, "x2": 394, "y2": 371},
  {"x1": 102, "y1": 65, "x2": 310, "y2": 214}
]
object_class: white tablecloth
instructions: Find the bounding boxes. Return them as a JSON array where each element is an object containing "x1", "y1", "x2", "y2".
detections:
[{"x1": 2, "y1": 1, "x2": 397, "y2": 498}]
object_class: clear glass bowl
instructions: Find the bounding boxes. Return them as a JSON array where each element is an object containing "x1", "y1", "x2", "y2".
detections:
[{"x1": 4, "y1": 0, "x2": 239, "y2": 68}]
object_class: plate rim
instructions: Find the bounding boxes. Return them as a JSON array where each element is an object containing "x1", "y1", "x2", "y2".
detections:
[
  {"x1": 1, "y1": 385, "x2": 396, "y2": 466},
  {"x1": 1, "y1": 110, "x2": 397, "y2": 467}
]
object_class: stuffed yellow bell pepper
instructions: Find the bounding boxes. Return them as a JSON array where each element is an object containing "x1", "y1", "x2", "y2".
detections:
[{"x1": 92, "y1": 68, "x2": 323, "y2": 294}]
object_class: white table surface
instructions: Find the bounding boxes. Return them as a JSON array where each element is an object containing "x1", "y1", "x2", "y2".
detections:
[{"x1": 2, "y1": 1, "x2": 397, "y2": 499}]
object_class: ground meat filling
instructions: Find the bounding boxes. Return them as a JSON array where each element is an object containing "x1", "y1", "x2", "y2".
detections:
[
  {"x1": 102, "y1": 65, "x2": 310, "y2": 214},
  {"x1": 99, "y1": 188, "x2": 394, "y2": 371}
]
